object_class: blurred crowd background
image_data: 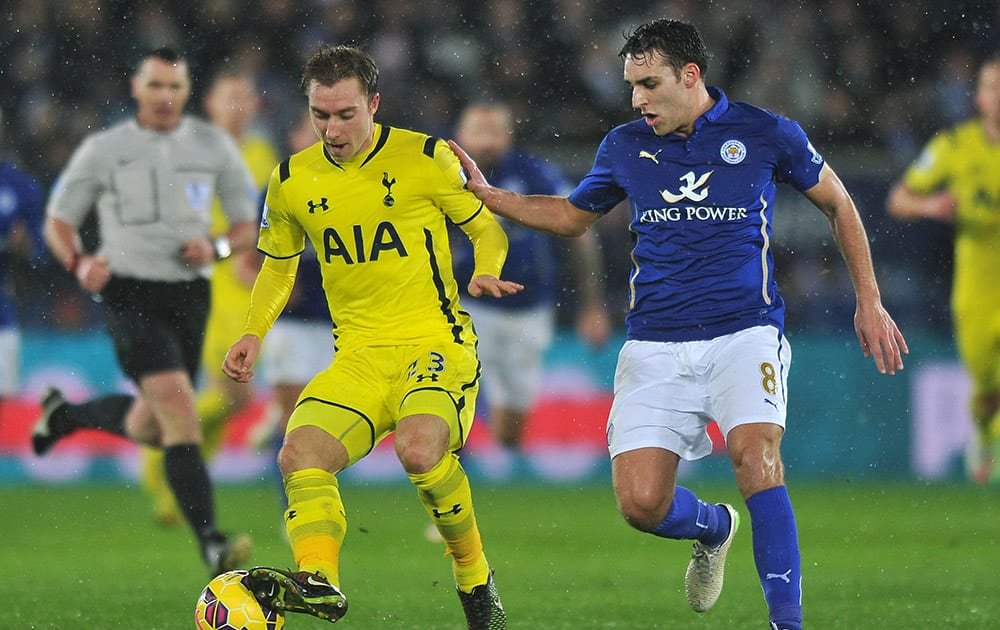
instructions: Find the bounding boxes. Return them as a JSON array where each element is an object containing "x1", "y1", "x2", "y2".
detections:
[{"x1": 3, "y1": 0, "x2": 998, "y2": 338}]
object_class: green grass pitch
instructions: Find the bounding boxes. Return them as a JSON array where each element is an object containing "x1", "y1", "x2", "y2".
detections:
[{"x1": 3, "y1": 480, "x2": 998, "y2": 628}]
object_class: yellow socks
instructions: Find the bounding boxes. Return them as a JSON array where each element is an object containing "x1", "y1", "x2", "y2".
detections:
[
  {"x1": 139, "y1": 446, "x2": 183, "y2": 525},
  {"x1": 409, "y1": 453, "x2": 490, "y2": 592},
  {"x1": 284, "y1": 468, "x2": 346, "y2": 586},
  {"x1": 196, "y1": 387, "x2": 232, "y2": 458}
]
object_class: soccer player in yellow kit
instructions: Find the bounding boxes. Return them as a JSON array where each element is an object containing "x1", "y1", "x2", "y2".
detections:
[
  {"x1": 223, "y1": 45, "x2": 520, "y2": 628},
  {"x1": 142, "y1": 71, "x2": 279, "y2": 524},
  {"x1": 888, "y1": 55, "x2": 1000, "y2": 483}
]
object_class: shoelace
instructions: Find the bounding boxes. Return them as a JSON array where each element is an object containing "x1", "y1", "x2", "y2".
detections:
[{"x1": 691, "y1": 543, "x2": 720, "y2": 581}]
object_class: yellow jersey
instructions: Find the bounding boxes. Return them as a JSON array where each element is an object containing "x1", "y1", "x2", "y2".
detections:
[
  {"x1": 902, "y1": 119, "x2": 1000, "y2": 314},
  {"x1": 259, "y1": 124, "x2": 500, "y2": 351}
]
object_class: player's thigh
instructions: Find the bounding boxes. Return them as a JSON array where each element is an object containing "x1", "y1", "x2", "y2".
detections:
[
  {"x1": 607, "y1": 339, "x2": 715, "y2": 461},
  {"x1": 954, "y1": 307, "x2": 1000, "y2": 395},
  {"x1": 704, "y1": 325, "x2": 791, "y2": 437},
  {"x1": 288, "y1": 352, "x2": 389, "y2": 468},
  {"x1": 469, "y1": 304, "x2": 553, "y2": 408},
  {"x1": 393, "y1": 341, "x2": 482, "y2": 452}
]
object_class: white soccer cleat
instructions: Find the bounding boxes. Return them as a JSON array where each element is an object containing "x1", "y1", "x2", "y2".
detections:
[{"x1": 684, "y1": 503, "x2": 740, "y2": 612}]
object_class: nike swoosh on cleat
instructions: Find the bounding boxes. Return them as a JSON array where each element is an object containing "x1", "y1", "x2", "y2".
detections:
[{"x1": 306, "y1": 576, "x2": 329, "y2": 587}]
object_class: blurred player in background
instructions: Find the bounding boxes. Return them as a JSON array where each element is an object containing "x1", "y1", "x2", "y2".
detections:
[
  {"x1": 451, "y1": 18, "x2": 907, "y2": 630},
  {"x1": 140, "y1": 69, "x2": 279, "y2": 526},
  {"x1": 887, "y1": 54, "x2": 1000, "y2": 484},
  {"x1": 451, "y1": 101, "x2": 611, "y2": 467},
  {"x1": 222, "y1": 45, "x2": 519, "y2": 627},
  {"x1": 0, "y1": 106, "x2": 46, "y2": 411},
  {"x1": 32, "y1": 48, "x2": 258, "y2": 575}
]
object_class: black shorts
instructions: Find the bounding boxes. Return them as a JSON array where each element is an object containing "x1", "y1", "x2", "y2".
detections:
[{"x1": 101, "y1": 276, "x2": 211, "y2": 383}]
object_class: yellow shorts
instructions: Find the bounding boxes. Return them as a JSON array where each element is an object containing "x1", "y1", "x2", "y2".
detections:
[
  {"x1": 287, "y1": 341, "x2": 481, "y2": 467},
  {"x1": 953, "y1": 302, "x2": 1000, "y2": 396}
]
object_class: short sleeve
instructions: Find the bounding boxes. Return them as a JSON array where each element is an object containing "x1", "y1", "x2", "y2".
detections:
[
  {"x1": 901, "y1": 132, "x2": 952, "y2": 194},
  {"x1": 568, "y1": 135, "x2": 626, "y2": 214},
  {"x1": 256, "y1": 165, "x2": 306, "y2": 258}
]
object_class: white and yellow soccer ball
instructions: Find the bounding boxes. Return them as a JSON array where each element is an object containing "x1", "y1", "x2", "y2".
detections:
[{"x1": 195, "y1": 570, "x2": 285, "y2": 630}]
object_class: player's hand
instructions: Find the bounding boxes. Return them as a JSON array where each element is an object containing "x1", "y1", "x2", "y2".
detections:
[
  {"x1": 448, "y1": 140, "x2": 491, "y2": 197},
  {"x1": 576, "y1": 303, "x2": 613, "y2": 349},
  {"x1": 76, "y1": 254, "x2": 111, "y2": 294},
  {"x1": 222, "y1": 334, "x2": 262, "y2": 382},
  {"x1": 468, "y1": 275, "x2": 523, "y2": 298},
  {"x1": 179, "y1": 237, "x2": 216, "y2": 266},
  {"x1": 854, "y1": 301, "x2": 908, "y2": 375},
  {"x1": 922, "y1": 191, "x2": 958, "y2": 222}
]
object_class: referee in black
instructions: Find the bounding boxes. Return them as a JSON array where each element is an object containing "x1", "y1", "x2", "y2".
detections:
[{"x1": 33, "y1": 48, "x2": 259, "y2": 576}]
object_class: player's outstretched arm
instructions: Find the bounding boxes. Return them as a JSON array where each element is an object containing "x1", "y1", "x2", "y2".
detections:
[
  {"x1": 885, "y1": 182, "x2": 957, "y2": 223},
  {"x1": 804, "y1": 164, "x2": 909, "y2": 375},
  {"x1": 448, "y1": 139, "x2": 596, "y2": 237}
]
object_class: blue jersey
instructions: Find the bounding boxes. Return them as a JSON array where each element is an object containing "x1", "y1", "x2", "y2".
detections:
[
  {"x1": 0, "y1": 161, "x2": 45, "y2": 329},
  {"x1": 569, "y1": 87, "x2": 824, "y2": 342},
  {"x1": 452, "y1": 148, "x2": 571, "y2": 309}
]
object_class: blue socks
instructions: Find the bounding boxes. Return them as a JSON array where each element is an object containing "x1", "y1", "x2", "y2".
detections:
[
  {"x1": 747, "y1": 486, "x2": 802, "y2": 630},
  {"x1": 651, "y1": 484, "x2": 803, "y2": 629},
  {"x1": 651, "y1": 485, "x2": 731, "y2": 547}
]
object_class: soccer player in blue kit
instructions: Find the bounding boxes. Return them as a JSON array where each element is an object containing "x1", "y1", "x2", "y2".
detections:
[
  {"x1": 450, "y1": 18, "x2": 908, "y2": 629},
  {"x1": 450, "y1": 102, "x2": 610, "y2": 455}
]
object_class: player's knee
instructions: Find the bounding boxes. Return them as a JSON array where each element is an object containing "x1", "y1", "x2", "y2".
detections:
[
  {"x1": 277, "y1": 430, "x2": 346, "y2": 476},
  {"x1": 394, "y1": 414, "x2": 451, "y2": 474},
  {"x1": 731, "y1": 449, "x2": 785, "y2": 497},
  {"x1": 616, "y1": 486, "x2": 673, "y2": 532},
  {"x1": 395, "y1": 440, "x2": 447, "y2": 474}
]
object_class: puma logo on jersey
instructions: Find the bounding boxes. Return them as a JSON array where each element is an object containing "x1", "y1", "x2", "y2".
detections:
[
  {"x1": 639, "y1": 149, "x2": 662, "y2": 164},
  {"x1": 660, "y1": 170, "x2": 713, "y2": 203},
  {"x1": 766, "y1": 569, "x2": 792, "y2": 583}
]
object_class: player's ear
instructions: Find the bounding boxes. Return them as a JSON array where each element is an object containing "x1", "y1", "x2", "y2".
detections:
[
  {"x1": 681, "y1": 62, "x2": 701, "y2": 87},
  {"x1": 369, "y1": 92, "x2": 380, "y2": 115}
]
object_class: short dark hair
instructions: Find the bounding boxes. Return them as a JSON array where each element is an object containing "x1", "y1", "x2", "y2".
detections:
[
  {"x1": 619, "y1": 19, "x2": 709, "y2": 78},
  {"x1": 301, "y1": 45, "x2": 379, "y2": 98},
  {"x1": 135, "y1": 47, "x2": 186, "y2": 74}
]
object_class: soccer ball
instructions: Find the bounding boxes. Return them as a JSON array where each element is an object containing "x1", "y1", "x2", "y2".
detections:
[{"x1": 195, "y1": 570, "x2": 285, "y2": 630}]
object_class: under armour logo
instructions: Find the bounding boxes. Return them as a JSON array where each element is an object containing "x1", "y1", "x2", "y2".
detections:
[
  {"x1": 415, "y1": 373, "x2": 440, "y2": 382},
  {"x1": 660, "y1": 170, "x2": 713, "y2": 203},
  {"x1": 432, "y1": 504, "x2": 463, "y2": 518},
  {"x1": 765, "y1": 569, "x2": 792, "y2": 583},
  {"x1": 286, "y1": 510, "x2": 297, "y2": 520},
  {"x1": 382, "y1": 172, "x2": 396, "y2": 207},
  {"x1": 307, "y1": 198, "x2": 330, "y2": 213},
  {"x1": 638, "y1": 149, "x2": 662, "y2": 164}
]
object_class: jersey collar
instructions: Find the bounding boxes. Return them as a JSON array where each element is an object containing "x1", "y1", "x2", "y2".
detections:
[
  {"x1": 322, "y1": 123, "x2": 392, "y2": 170},
  {"x1": 692, "y1": 86, "x2": 729, "y2": 133}
]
